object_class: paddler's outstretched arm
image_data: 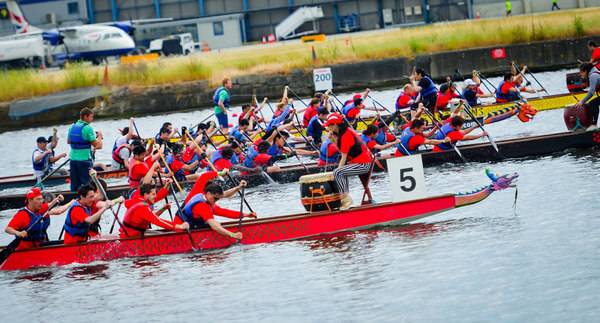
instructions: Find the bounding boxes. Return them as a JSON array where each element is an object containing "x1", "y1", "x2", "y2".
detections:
[{"x1": 222, "y1": 179, "x2": 247, "y2": 198}]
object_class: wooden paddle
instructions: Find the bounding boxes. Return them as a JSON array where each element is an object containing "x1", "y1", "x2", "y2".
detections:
[
  {"x1": 185, "y1": 129, "x2": 256, "y2": 213},
  {"x1": 422, "y1": 108, "x2": 467, "y2": 162},
  {"x1": 461, "y1": 101, "x2": 503, "y2": 157},
  {"x1": 154, "y1": 144, "x2": 197, "y2": 251},
  {"x1": 91, "y1": 172, "x2": 129, "y2": 236},
  {"x1": 36, "y1": 157, "x2": 70, "y2": 187},
  {"x1": 237, "y1": 187, "x2": 245, "y2": 243},
  {"x1": 511, "y1": 62, "x2": 543, "y2": 99},
  {"x1": 0, "y1": 199, "x2": 60, "y2": 265}
]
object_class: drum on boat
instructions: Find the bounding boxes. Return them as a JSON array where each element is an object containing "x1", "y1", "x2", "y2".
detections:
[
  {"x1": 564, "y1": 103, "x2": 592, "y2": 131},
  {"x1": 299, "y1": 172, "x2": 342, "y2": 212}
]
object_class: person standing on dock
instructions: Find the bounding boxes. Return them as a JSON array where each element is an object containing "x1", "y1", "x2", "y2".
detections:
[
  {"x1": 574, "y1": 62, "x2": 600, "y2": 131},
  {"x1": 325, "y1": 113, "x2": 373, "y2": 210},
  {"x1": 32, "y1": 136, "x2": 66, "y2": 181},
  {"x1": 506, "y1": 1, "x2": 512, "y2": 16},
  {"x1": 67, "y1": 108, "x2": 103, "y2": 192},
  {"x1": 214, "y1": 77, "x2": 232, "y2": 136}
]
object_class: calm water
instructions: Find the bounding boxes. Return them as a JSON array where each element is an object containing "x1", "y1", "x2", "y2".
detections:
[{"x1": 1, "y1": 69, "x2": 599, "y2": 322}]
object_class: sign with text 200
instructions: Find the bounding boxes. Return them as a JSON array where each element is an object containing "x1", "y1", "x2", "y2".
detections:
[
  {"x1": 313, "y1": 68, "x2": 332, "y2": 92},
  {"x1": 388, "y1": 154, "x2": 427, "y2": 202}
]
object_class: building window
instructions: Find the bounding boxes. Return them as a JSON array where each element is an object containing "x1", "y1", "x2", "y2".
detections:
[
  {"x1": 67, "y1": 2, "x2": 79, "y2": 14},
  {"x1": 213, "y1": 21, "x2": 223, "y2": 36}
]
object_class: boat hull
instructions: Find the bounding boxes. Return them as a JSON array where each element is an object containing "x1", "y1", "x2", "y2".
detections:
[
  {"x1": 0, "y1": 168, "x2": 128, "y2": 191},
  {"x1": 0, "y1": 194, "x2": 457, "y2": 270}
]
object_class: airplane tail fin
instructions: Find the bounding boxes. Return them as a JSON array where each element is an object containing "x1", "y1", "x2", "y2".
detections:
[{"x1": 6, "y1": 1, "x2": 42, "y2": 34}]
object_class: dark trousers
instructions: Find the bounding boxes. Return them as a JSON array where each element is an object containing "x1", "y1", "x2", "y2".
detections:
[
  {"x1": 552, "y1": 3, "x2": 560, "y2": 10},
  {"x1": 70, "y1": 159, "x2": 92, "y2": 192}
]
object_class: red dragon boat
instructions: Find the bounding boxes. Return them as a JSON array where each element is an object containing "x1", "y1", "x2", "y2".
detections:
[{"x1": 0, "y1": 170, "x2": 518, "y2": 271}]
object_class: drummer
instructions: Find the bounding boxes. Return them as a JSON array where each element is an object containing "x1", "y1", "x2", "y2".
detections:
[{"x1": 324, "y1": 113, "x2": 374, "y2": 210}]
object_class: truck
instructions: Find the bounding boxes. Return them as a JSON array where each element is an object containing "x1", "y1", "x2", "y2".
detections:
[{"x1": 147, "y1": 33, "x2": 195, "y2": 56}]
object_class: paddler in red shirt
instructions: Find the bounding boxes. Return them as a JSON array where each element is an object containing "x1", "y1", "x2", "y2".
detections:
[
  {"x1": 63, "y1": 184, "x2": 117, "y2": 244},
  {"x1": 5, "y1": 188, "x2": 64, "y2": 250},
  {"x1": 119, "y1": 183, "x2": 189, "y2": 238},
  {"x1": 394, "y1": 118, "x2": 450, "y2": 156},
  {"x1": 325, "y1": 113, "x2": 374, "y2": 210},
  {"x1": 432, "y1": 116, "x2": 488, "y2": 152},
  {"x1": 177, "y1": 170, "x2": 256, "y2": 240},
  {"x1": 128, "y1": 144, "x2": 168, "y2": 188}
]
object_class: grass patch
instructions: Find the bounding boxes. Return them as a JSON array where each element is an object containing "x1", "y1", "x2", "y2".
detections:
[{"x1": 1, "y1": 7, "x2": 600, "y2": 102}]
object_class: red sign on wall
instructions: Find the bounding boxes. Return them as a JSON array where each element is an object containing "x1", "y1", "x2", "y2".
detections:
[{"x1": 492, "y1": 48, "x2": 506, "y2": 59}]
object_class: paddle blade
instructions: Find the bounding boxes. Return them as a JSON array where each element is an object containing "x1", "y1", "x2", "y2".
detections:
[{"x1": 0, "y1": 238, "x2": 23, "y2": 265}]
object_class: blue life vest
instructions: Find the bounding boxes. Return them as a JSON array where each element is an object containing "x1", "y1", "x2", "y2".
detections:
[
  {"x1": 19, "y1": 207, "x2": 50, "y2": 242},
  {"x1": 375, "y1": 129, "x2": 387, "y2": 145},
  {"x1": 360, "y1": 134, "x2": 377, "y2": 154},
  {"x1": 267, "y1": 143, "x2": 282, "y2": 157},
  {"x1": 230, "y1": 126, "x2": 243, "y2": 142},
  {"x1": 213, "y1": 86, "x2": 230, "y2": 108},
  {"x1": 178, "y1": 193, "x2": 212, "y2": 229},
  {"x1": 435, "y1": 123, "x2": 457, "y2": 150},
  {"x1": 243, "y1": 145, "x2": 259, "y2": 168},
  {"x1": 208, "y1": 150, "x2": 225, "y2": 171},
  {"x1": 69, "y1": 122, "x2": 91, "y2": 149},
  {"x1": 32, "y1": 148, "x2": 50, "y2": 171},
  {"x1": 165, "y1": 153, "x2": 176, "y2": 167},
  {"x1": 461, "y1": 88, "x2": 478, "y2": 106},
  {"x1": 64, "y1": 200, "x2": 92, "y2": 238},
  {"x1": 306, "y1": 115, "x2": 323, "y2": 139},
  {"x1": 318, "y1": 138, "x2": 341, "y2": 164},
  {"x1": 397, "y1": 127, "x2": 417, "y2": 155},
  {"x1": 495, "y1": 81, "x2": 519, "y2": 102},
  {"x1": 342, "y1": 103, "x2": 358, "y2": 121},
  {"x1": 419, "y1": 76, "x2": 438, "y2": 97},
  {"x1": 230, "y1": 152, "x2": 240, "y2": 165}
]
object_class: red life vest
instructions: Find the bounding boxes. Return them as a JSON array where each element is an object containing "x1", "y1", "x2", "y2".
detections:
[
  {"x1": 120, "y1": 201, "x2": 150, "y2": 237},
  {"x1": 112, "y1": 144, "x2": 129, "y2": 166},
  {"x1": 128, "y1": 158, "x2": 149, "y2": 187}
]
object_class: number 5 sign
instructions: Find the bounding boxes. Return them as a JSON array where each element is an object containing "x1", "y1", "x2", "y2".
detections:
[
  {"x1": 388, "y1": 154, "x2": 427, "y2": 202},
  {"x1": 313, "y1": 68, "x2": 332, "y2": 92}
]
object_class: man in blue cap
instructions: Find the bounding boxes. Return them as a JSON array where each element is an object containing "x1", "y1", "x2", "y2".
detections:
[{"x1": 32, "y1": 136, "x2": 66, "y2": 181}]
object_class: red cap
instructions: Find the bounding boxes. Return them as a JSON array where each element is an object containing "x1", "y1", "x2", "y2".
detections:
[
  {"x1": 25, "y1": 188, "x2": 42, "y2": 203},
  {"x1": 324, "y1": 113, "x2": 344, "y2": 127},
  {"x1": 353, "y1": 94, "x2": 362, "y2": 100}
]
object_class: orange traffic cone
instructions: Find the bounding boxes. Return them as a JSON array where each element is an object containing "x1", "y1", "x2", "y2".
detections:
[
  {"x1": 102, "y1": 65, "x2": 109, "y2": 85},
  {"x1": 476, "y1": 11, "x2": 480, "y2": 19},
  {"x1": 65, "y1": 59, "x2": 70, "y2": 69},
  {"x1": 262, "y1": 35, "x2": 267, "y2": 44}
]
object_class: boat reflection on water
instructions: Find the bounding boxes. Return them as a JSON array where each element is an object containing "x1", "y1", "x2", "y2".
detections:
[
  {"x1": 301, "y1": 222, "x2": 445, "y2": 252},
  {"x1": 65, "y1": 264, "x2": 110, "y2": 281},
  {"x1": 15, "y1": 270, "x2": 54, "y2": 282}
]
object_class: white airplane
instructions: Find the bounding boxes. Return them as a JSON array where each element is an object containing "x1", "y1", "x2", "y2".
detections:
[{"x1": 0, "y1": 1, "x2": 135, "y2": 66}]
